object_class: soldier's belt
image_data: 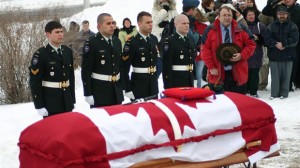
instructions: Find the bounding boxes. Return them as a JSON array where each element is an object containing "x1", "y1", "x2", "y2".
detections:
[
  {"x1": 42, "y1": 80, "x2": 70, "y2": 89},
  {"x1": 132, "y1": 66, "x2": 156, "y2": 73},
  {"x1": 172, "y1": 64, "x2": 194, "y2": 71},
  {"x1": 91, "y1": 73, "x2": 120, "y2": 82}
]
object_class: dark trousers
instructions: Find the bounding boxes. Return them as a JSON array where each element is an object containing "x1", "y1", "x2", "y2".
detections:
[
  {"x1": 247, "y1": 68, "x2": 260, "y2": 95},
  {"x1": 156, "y1": 57, "x2": 162, "y2": 79},
  {"x1": 290, "y1": 45, "x2": 300, "y2": 89},
  {"x1": 224, "y1": 70, "x2": 247, "y2": 94}
]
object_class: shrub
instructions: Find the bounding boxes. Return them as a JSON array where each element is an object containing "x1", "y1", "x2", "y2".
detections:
[{"x1": 0, "y1": 8, "x2": 50, "y2": 104}]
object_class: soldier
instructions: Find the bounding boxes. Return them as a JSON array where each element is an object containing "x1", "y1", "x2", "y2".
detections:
[
  {"x1": 29, "y1": 21, "x2": 76, "y2": 118},
  {"x1": 162, "y1": 14, "x2": 197, "y2": 89},
  {"x1": 81, "y1": 13, "x2": 124, "y2": 107},
  {"x1": 122, "y1": 11, "x2": 159, "y2": 100}
]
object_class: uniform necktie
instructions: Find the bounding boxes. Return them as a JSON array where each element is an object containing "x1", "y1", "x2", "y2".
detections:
[
  {"x1": 184, "y1": 36, "x2": 189, "y2": 43},
  {"x1": 183, "y1": 36, "x2": 187, "y2": 41},
  {"x1": 146, "y1": 37, "x2": 151, "y2": 48},
  {"x1": 224, "y1": 27, "x2": 230, "y2": 43},
  {"x1": 146, "y1": 37, "x2": 151, "y2": 43},
  {"x1": 57, "y1": 48, "x2": 62, "y2": 56},
  {"x1": 108, "y1": 39, "x2": 113, "y2": 47}
]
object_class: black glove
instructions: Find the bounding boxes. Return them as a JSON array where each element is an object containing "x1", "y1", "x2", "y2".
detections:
[
  {"x1": 202, "y1": 83, "x2": 224, "y2": 94},
  {"x1": 158, "y1": 21, "x2": 169, "y2": 28},
  {"x1": 255, "y1": 34, "x2": 264, "y2": 45},
  {"x1": 162, "y1": 4, "x2": 170, "y2": 12}
]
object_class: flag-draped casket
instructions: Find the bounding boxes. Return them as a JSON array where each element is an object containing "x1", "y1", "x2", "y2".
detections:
[{"x1": 18, "y1": 91, "x2": 279, "y2": 168}]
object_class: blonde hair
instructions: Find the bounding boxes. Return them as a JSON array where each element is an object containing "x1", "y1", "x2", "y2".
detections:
[{"x1": 195, "y1": 8, "x2": 208, "y2": 22}]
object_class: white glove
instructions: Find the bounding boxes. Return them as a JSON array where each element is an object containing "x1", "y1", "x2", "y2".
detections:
[
  {"x1": 36, "y1": 108, "x2": 48, "y2": 117},
  {"x1": 85, "y1": 96, "x2": 94, "y2": 105},
  {"x1": 125, "y1": 91, "x2": 135, "y2": 100},
  {"x1": 72, "y1": 104, "x2": 77, "y2": 111}
]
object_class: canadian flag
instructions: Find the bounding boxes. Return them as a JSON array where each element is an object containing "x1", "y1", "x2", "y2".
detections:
[{"x1": 18, "y1": 92, "x2": 279, "y2": 168}]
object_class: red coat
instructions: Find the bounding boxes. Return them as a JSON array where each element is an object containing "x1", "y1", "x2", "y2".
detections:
[
  {"x1": 194, "y1": 21, "x2": 208, "y2": 62},
  {"x1": 201, "y1": 18, "x2": 256, "y2": 85}
]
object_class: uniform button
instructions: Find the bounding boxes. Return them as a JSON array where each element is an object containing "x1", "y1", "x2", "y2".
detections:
[
  {"x1": 151, "y1": 59, "x2": 153, "y2": 61},
  {"x1": 113, "y1": 72, "x2": 115, "y2": 74},
  {"x1": 112, "y1": 55, "x2": 114, "y2": 57},
  {"x1": 51, "y1": 67, "x2": 54, "y2": 69},
  {"x1": 62, "y1": 66, "x2": 64, "y2": 68},
  {"x1": 113, "y1": 63, "x2": 115, "y2": 66},
  {"x1": 63, "y1": 89, "x2": 66, "y2": 91},
  {"x1": 151, "y1": 73, "x2": 153, "y2": 75},
  {"x1": 150, "y1": 52, "x2": 152, "y2": 54},
  {"x1": 63, "y1": 73, "x2": 65, "y2": 76}
]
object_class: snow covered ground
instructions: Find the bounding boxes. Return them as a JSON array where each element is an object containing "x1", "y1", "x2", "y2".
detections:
[
  {"x1": 1, "y1": 0, "x2": 300, "y2": 167},
  {"x1": 1, "y1": 71, "x2": 300, "y2": 168}
]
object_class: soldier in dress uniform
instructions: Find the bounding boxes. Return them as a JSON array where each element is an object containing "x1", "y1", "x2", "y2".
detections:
[
  {"x1": 81, "y1": 13, "x2": 124, "y2": 107},
  {"x1": 122, "y1": 11, "x2": 159, "y2": 100},
  {"x1": 29, "y1": 21, "x2": 76, "y2": 118},
  {"x1": 162, "y1": 14, "x2": 197, "y2": 89}
]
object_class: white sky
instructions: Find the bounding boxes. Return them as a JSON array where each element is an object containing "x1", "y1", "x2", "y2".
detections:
[
  {"x1": 1, "y1": 0, "x2": 299, "y2": 167},
  {"x1": 0, "y1": 0, "x2": 107, "y2": 10}
]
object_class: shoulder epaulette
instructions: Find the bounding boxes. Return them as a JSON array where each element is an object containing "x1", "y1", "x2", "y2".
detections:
[{"x1": 88, "y1": 34, "x2": 97, "y2": 41}]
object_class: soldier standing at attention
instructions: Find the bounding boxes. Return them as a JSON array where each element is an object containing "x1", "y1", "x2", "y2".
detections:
[
  {"x1": 29, "y1": 21, "x2": 76, "y2": 118},
  {"x1": 81, "y1": 13, "x2": 124, "y2": 107},
  {"x1": 122, "y1": 11, "x2": 159, "y2": 100},
  {"x1": 162, "y1": 14, "x2": 197, "y2": 89}
]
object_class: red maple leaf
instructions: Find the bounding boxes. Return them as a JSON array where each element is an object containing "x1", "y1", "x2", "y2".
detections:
[{"x1": 100, "y1": 98, "x2": 211, "y2": 149}]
